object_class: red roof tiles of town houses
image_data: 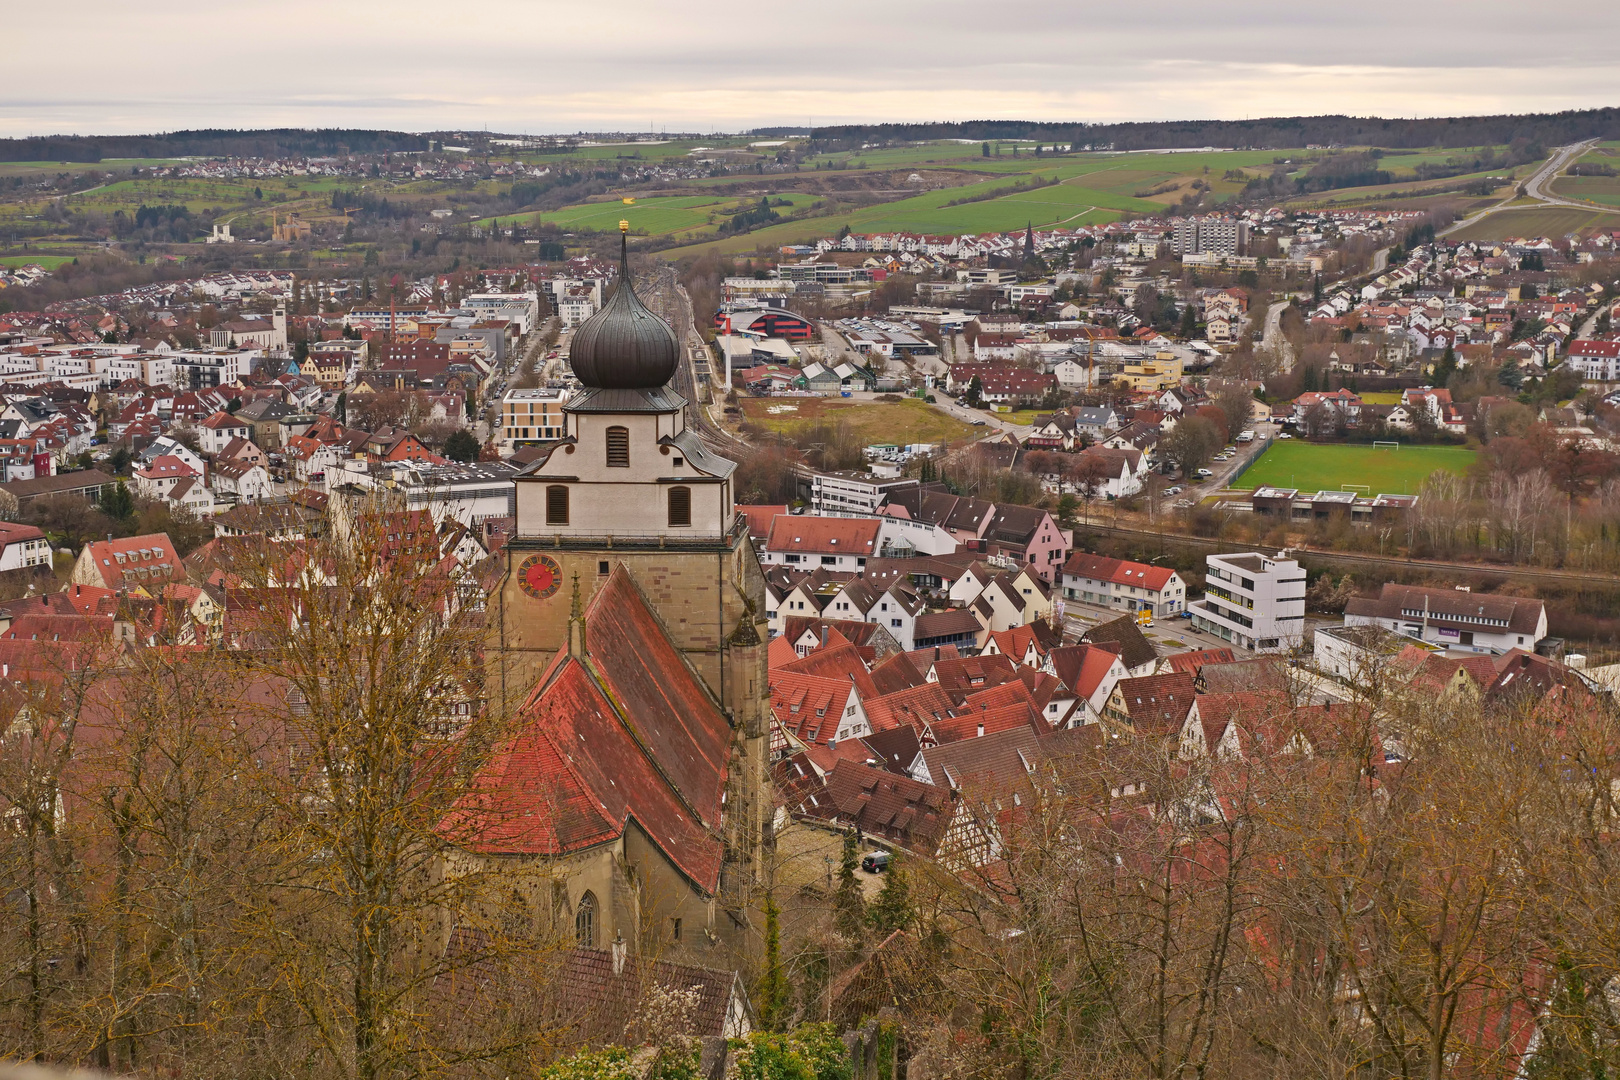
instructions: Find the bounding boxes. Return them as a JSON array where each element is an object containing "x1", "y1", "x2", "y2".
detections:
[
  {"x1": 1061, "y1": 552, "x2": 1176, "y2": 593},
  {"x1": 769, "y1": 670, "x2": 854, "y2": 746},
  {"x1": 779, "y1": 643, "x2": 879, "y2": 700},
  {"x1": 765, "y1": 515, "x2": 880, "y2": 557},
  {"x1": 930, "y1": 703, "x2": 1042, "y2": 746},
  {"x1": 864, "y1": 683, "x2": 956, "y2": 736}
]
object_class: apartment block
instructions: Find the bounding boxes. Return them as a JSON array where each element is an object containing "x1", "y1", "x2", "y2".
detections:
[
  {"x1": 501, "y1": 387, "x2": 571, "y2": 444},
  {"x1": 1189, "y1": 551, "x2": 1306, "y2": 653}
]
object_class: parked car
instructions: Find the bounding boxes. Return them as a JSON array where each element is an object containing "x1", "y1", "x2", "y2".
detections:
[
  {"x1": 1195, "y1": 468, "x2": 1214, "y2": 479},
  {"x1": 1165, "y1": 486, "x2": 1182, "y2": 496},
  {"x1": 861, "y1": 851, "x2": 891, "y2": 873},
  {"x1": 1277, "y1": 432, "x2": 1292, "y2": 439}
]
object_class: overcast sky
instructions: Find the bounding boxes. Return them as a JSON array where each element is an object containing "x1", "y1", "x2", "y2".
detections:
[{"x1": 4, "y1": 0, "x2": 1618, "y2": 137}]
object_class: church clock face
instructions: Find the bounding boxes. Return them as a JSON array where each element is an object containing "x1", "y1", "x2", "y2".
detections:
[{"x1": 518, "y1": 555, "x2": 562, "y2": 600}]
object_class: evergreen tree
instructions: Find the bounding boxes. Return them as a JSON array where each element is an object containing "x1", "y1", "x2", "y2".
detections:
[
  {"x1": 1178, "y1": 304, "x2": 1198, "y2": 339},
  {"x1": 834, "y1": 830, "x2": 865, "y2": 939},
  {"x1": 100, "y1": 480, "x2": 135, "y2": 521},
  {"x1": 336, "y1": 391, "x2": 348, "y2": 425},
  {"x1": 1302, "y1": 365, "x2": 1320, "y2": 393},
  {"x1": 758, "y1": 893, "x2": 788, "y2": 1031},
  {"x1": 868, "y1": 853, "x2": 914, "y2": 936},
  {"x1": 444, "y1": 428, "x2": 480, "y2": 463},
  {"x1": 982, "y1": 142, "x2": 990, "y2": 158}
]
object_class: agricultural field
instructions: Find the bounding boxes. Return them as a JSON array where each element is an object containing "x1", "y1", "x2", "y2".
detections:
[
  {"x1": 1233, "y1": 441, "x2": 1476, "y2": 496},
  {"x1": 1550, "y1": 174, "x2": 1620, "y2": 209},
  {"x1": 0, "y1": 158, "x2": 187, "y2": 178},
  {"x1": 1356, "y1": 392, "x2": 1405, "y2": 405},
  {"x1": 1449, "y1": 205, "x2": 1619, "y2": 241},
  {"x1": 737, "y1": 396, "x2": 975, "y2": 446},
  {"x1": 510, "y1": 194, "x2": 772, "y2": 238},
  {"x1": 0, "y1": 254, "x2": 75, "y2": 269}
]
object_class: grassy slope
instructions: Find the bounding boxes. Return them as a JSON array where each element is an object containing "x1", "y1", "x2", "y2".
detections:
[
  {"x1": 739, "y1": 397, "x2": 974, "y2": 445},
  {"x1": 1234, "y1": 441, "x2": 1476, "y2": 496}
]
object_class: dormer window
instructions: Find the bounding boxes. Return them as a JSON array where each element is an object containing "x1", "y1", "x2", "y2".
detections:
[{"x1": 605, "y1": 426, "x2": 629, "y2": 468}]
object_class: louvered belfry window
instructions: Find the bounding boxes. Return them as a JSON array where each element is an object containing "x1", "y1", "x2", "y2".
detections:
[
  {"x1": 668, "y1": 486, "x2": 692, "y2": 528},
  {"x1": 605, "y1": 426, "x2": 629, "y2": 467},
  {"x1": 546, "y1": 485, "x2": 569, "y2": 525}
]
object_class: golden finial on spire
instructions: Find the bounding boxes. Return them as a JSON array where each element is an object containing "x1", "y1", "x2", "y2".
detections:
[{"x1": 619, "y1": 219, "x2": 630, "y2": 233}]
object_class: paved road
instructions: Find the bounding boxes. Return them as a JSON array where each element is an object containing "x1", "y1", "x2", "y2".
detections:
[
  {"x1": 1439, "y1": 139, "x2": 1615, "y2": 238},
  {"x1": 1259, "y1": 299, "x2": 1298, "y2": 370},
  {"x1": 1522, "y1": 139, "x2": 1610, "y2": 210}
]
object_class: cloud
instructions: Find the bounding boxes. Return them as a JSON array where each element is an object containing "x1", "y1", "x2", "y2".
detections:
[{"x1": 2, "y1": 0, "x2": 1617, "y2": 135}]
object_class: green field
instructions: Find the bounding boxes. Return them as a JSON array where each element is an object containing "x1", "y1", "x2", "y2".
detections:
[
  {"x1": 502, "y1": 194, "x2": 769, "y2": 237},
  {"x1": 1233, "y1": 441, "x2": 1476, "y2": 496},
  {"x1": 0, "y1": 254, "x2": 74, "y2": 269}
]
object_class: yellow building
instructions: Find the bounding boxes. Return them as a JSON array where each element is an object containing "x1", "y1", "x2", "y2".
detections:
[{"x1": 1117, "y1": 350, "x2": 1184, "y2": 392}]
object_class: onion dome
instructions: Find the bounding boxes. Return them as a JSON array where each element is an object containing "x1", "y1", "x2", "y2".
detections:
[{"x1": 567, "y1": 226, "x2": 680, "y2": 390}]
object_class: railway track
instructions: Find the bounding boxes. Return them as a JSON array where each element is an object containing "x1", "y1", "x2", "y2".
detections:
[
  {"x1": 1077, "y1": 519, "x2": 1620, "y2": 591},
  {"x1": 643, "y1": 265, "x2": 754, "y2": 460}
]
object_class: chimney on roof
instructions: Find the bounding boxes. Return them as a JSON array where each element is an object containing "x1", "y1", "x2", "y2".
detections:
[
  {"x1": 934, "y1": 646, "x2": 940, "y2": 661},
  {"x1": 977, "y1": 723, "x2": 985, "y2": 738},
  {"x1": 611, "y1": 932, "x2": 626, "y2": 976}
]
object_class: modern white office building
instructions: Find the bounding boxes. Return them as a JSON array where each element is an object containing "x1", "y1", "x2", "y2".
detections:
[{"x1": 1189, "y1": 551, "x2": 1307, "y2": 653}]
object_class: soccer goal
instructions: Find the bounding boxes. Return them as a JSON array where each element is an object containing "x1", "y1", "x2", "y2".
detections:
[
  {"x1": 1373, "y1": 440, "x2": 1400, "y2": 451},
  {"x1": 1342, "y1": 484, "x2": 1371, "y2": 495}
]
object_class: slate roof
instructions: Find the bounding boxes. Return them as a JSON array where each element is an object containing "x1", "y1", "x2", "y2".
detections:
[
  {"x1": 1345, "y1": 583, "x2": 1545, "y2": 636},
  {"x1": 1082, "y1": 613, "x2": 1159, "y2": 671}
]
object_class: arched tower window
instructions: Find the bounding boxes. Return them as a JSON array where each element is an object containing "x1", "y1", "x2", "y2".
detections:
[
  {"x1": 546, "y1": 485, "x2": 569, "y2": 526},
  {"x1": 668, "y1": 486, "x2": 692, "y2": 528},
  {"x1": 605, "y1": 426, "x2": 629, "y2": 468},
  {"x1": 575, "y1": 890, "x2": 598, "y2": 948}
]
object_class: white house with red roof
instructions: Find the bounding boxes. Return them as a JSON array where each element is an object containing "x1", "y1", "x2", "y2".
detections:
[
  {"x1": 0, "y1": 521, "x2": 51, "y2": 572},
  {"x1": 198, "y1": 410, "x2": 252, "y2": 455},
  {"x1": 1061, "y1": 552, "x2": 1186, "y2": 617},
  {"x1": 1292, "y1": 388, "x2": 1363, "y2": 425},
  {"x1": 1567, "y1": 339, "x2": 1620, "y2": 382},
  {"x1": 133, "y1": 454, "x2": 202, "y2": 501},
  {"x1": 762, "y1": 515, "x2": 881, "y2": 572}
]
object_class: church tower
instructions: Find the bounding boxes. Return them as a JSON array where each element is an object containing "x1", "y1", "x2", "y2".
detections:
[{"x1": 490, "y1": 223, "x2": 771, "y2": 909}]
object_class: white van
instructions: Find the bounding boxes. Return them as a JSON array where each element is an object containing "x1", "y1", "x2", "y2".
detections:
[{"x1": 1236, "y1": 430, "x2": 1255, "y2": 443}]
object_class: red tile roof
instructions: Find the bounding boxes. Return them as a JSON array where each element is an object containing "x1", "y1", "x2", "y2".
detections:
[
  {"x1": 1062, "y1": 552, "x2": 1175, "y2": 592},
  {"x1": 765, "y1": 516, "x2": 880, "y2": 557},
  {"x1": 442, "y1": 567, "x2": 730, "y2": 892}
]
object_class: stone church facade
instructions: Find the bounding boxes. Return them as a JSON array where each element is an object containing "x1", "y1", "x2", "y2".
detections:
[{"x1": 466, "y1": 229, "x2": 771, "y2": 974}]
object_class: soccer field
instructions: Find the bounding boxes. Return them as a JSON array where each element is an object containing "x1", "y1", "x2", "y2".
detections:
[{"x1": 1233, "y1": 441, "x2": 1477, "y2": 496}]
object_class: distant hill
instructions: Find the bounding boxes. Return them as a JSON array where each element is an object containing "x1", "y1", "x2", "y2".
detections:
[
  {"x1": 762, "y1": 107, "x2": 1620, "y2": 152},
  {"x1": 0, "y1": 128, "x2": 433, "y2": 163}
]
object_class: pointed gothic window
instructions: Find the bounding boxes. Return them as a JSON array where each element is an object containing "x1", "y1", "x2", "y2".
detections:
[
  {"x1": 546, "y1": 485, "x2": 569, "y2": 526},
  {"x1": 575, "y1": 890, "x2": 598, "y2": 948},
  {"x1": 605, "y1": 426, "x2": 629, "y2": 468},
  {"x1": 668, "y1": 486, "x2": 691, "y2": 528}
]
